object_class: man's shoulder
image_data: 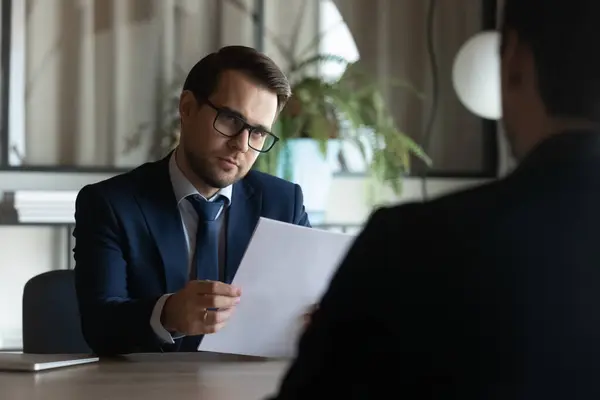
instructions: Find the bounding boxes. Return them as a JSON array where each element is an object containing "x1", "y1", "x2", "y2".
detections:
[
  {"x1": 79, "y1": 159, "x2": 163, "y2": 198},
  {"x1": 371, "y1": 177, "x2": 507, "y2": 231},
  {"x1": 426, "y1": 177, "x2": 507, "y2": 211},
  {"x1": 242, "y1": 169, "x2": 299, "y2": 193}
]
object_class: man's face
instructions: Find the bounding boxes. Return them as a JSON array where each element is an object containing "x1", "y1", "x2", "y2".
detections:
[
  {"x1": 499, "y1": 29, "x2": 543, "y2": 159},
  {"x1": 178, "y1": 70, "x2": 278, "y2": 190}
]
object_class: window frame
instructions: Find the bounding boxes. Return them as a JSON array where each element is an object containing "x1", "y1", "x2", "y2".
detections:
[{"x1": 0, "y1": 0, "x2": 266, "y2": 172}]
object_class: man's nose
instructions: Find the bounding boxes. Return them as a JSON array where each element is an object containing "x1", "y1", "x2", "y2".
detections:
[{"x1": 229, "y1": 129, "x2": 250, "y2": 153}]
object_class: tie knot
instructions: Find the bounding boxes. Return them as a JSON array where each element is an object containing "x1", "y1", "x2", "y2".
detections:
[{"x1": 186, "y1": 194, "x2": 225, "y2": 222}]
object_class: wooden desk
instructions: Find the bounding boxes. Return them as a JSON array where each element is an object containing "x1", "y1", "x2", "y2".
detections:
[{"x1": 0, "y1": 353, "x2": 290, "y2": 400}]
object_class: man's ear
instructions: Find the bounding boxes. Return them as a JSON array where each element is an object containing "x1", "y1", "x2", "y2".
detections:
[
  {"x1": 501, "y1": 29, "x2": 525, "y2": 88},
  {"x1": 179, "y1": 90, "x2": 196, "y2": 119}
]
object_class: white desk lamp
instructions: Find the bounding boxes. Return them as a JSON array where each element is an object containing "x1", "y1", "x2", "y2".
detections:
[
  {"x1": 452, "y1": 30, "x2": 518, "y2": 176},
  {"x1": 452, "y1": 31, "x2": 502, "y2": 120}
]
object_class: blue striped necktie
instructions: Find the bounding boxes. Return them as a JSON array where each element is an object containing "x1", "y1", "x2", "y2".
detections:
[{"x1": 186, "y1": 194, "x2": 225, "y2": 282}]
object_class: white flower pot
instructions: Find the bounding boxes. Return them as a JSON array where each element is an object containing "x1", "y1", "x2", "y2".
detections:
[
  {"x1": 337, "y1": 133, "x2": 374, "y2": 172},
  {"x1": 276, "y1": 138, "x2": 341, "y2": 224}
]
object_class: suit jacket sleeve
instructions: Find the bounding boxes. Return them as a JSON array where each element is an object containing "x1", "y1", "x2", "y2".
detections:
[
  {"x1": 292, "y1": 183, "x2": 311, "y2": 227},
  {"x1": 73, "y1": 184, "x2": 162, "y2": 355},
  {"x1": 270, "y1": 203, "x2": 438, "y2": 399}
]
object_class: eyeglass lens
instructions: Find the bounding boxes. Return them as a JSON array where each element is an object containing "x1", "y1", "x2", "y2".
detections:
[{"x1": 214, "y1": 113, "x2": 276, "y2": 152}]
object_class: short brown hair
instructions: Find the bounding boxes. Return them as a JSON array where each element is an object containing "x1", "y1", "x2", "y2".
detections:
[
  {"x1": 182, "y1": 45, "x2": 291, "y2": 113},
  {"x1": 502, "y1": 0, "x2": 600, "y2": 122}
]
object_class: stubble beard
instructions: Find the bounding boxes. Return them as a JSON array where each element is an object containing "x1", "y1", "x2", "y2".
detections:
[{"x1": 184, "y1": 147, "x2": 240, "y2": 189}]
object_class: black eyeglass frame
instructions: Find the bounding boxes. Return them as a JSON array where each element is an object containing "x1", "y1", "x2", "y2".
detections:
[{"x1": 203, "y1": 99, "x2": 280, "y2": 153}]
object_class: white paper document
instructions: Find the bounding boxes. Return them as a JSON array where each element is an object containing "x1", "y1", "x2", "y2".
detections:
[{"x1": 198, "y1": 217, "x2": 356, "y2": 358}]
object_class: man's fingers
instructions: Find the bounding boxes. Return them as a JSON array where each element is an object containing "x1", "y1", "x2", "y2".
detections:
[
  {"x1": 179, "y1": 281, "x2": 240, "y2": 335},
  {"x1": 194, "y1": 294, "x2": 240, "y2": 309},
  {"x1": 204, "y1": 308, "x2": 235, "y2": 326},
  {"x1": 192, "y1": 280, "x2": 242, "y2": 297},
  {"x1": 202, "y1": 321, "x2": 227, "y2": 334},
  {"x1": 195, "y1": 310, "x2": 232, "y2": 334}
]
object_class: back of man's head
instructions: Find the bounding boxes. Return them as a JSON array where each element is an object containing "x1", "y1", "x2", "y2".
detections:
[{"x1": 501, "y1": 0, "x2": 600, "y2": 123}]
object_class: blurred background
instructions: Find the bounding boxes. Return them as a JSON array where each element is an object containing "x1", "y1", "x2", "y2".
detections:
[{"x1": 0, "y1": 0, "x2": 510, "y2": 350}]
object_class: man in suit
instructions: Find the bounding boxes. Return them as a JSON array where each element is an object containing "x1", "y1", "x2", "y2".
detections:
[
  {"x1": 271, "y1": 0, "x2": 600, "y2": 398},
  {"x1": 73, "y1": 46, "x2": 310, "y2": 356}
]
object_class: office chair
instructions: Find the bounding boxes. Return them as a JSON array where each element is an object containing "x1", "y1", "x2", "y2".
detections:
[{"x1": 22, "y1": 269, "x2": 91, "y2": 354}]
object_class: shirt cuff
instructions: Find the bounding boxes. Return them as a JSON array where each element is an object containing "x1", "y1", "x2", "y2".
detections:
[{"x1": 150, "y1": 294, "x2": 185, "y2": 344}]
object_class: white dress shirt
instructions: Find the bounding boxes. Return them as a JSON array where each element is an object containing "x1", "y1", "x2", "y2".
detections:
[{"x1": 149, "y1": 152, "x2": 233, "y2": 344}]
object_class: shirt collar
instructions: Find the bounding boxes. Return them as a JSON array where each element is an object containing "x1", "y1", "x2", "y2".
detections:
[{"x1": 168, "y1": 150, "x2": 233, "y2": 204}]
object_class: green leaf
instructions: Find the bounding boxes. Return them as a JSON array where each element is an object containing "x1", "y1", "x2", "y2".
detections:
[
  {"x1": 289, "y1": 53, "x2": 351, "y2": 75},
  {"x1": 125, "y1": 4, "x2": 433, "y2": 200}
]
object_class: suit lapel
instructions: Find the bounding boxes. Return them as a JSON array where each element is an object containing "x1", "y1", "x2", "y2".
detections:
[
  {"x1": 134, "y1": 156, "x2": 189, "y2": 293},
  {"x1": 225, "y1": 179, "x2": 261, "y2": 283}
]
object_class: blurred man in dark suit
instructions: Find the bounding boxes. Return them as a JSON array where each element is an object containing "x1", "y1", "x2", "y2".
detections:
[{"x1": 271, "y1": 0, "x2": 600, "y2": 398}]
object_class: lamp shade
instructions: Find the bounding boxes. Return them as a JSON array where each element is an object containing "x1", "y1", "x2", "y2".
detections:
[{"x1": 452, "y1": 30, "x2": 502, "y2": 120}]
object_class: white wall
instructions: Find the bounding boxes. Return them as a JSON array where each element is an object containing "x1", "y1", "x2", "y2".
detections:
[{"x1": 0, "y1": 173, "x2": 489, "y2": 349}]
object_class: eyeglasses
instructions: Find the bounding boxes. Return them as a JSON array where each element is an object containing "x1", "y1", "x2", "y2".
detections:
[{"x1": 204, "y1": 99, "x2": 279, "y2": 153}]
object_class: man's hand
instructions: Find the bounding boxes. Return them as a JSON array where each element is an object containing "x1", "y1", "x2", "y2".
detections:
[{"x1": 161, "y1": 280, "x2": 241, "y2": 335}]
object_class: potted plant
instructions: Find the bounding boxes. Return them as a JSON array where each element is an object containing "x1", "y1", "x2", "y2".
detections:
[
  {"x1": 124, "y1": 0, "x2": 431, "y2": 219},
  {"x1": 228, "y1": 1, "x2": 430, "y2": 213},
  {"x1": 252, "y1": 54, "x2": 431, "y2": 203}
]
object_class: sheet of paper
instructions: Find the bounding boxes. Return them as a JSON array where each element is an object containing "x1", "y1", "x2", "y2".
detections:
[{"x1": 198, "y1": 217, "x2": 356, "y2": 358}]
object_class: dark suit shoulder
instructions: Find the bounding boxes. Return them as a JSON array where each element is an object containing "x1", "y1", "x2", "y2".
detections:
[
  {"x1": 81, "y1": 159, "x2": 163, "y2": 197},
  {"x1": 365, "y1": 178, "x2": 510, "y2": 247},
  {"x1": 366, "y1": 201, "x2": 427, "y2": 228},
  {"x1": 428, "y1": 177, "x2": 506, "y2": 208},
  {"x1": 420, "y1": 177, "x2": 513, "y2": 223},
  {"x1": 243, "y1": 169, "x2": 299, "y2": 194}
]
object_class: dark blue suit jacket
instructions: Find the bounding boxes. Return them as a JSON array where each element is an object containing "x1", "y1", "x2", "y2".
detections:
[
  {"x1": 73, "y1": 155, "x2": 310, "y2": 356},
  {"x1": 271, "y1": 130, "x2": 600, "y2": 399}
]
